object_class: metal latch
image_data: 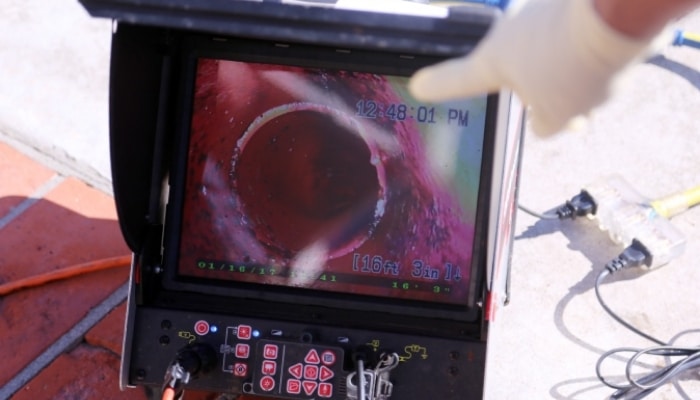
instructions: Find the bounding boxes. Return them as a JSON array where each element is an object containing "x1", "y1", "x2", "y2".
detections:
[{"x1": 347, "y1": 353, "x2": 399, "y2": 400}]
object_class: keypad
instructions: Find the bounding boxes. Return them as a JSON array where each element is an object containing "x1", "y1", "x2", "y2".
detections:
[{"x1": 252, "y1": 340, "x2": 344, "y2": 398}]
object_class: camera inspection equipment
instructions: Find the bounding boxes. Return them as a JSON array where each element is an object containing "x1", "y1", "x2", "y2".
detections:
[{"x1": 78, "y1": 0, "x2": 525, "y2": 398}]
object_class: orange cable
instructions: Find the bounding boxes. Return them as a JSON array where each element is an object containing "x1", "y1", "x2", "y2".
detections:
[
  {"x1": 0, "y1": 255, "x2": 131, "y2": 296},
  {"x1": 161, "y1": 387, "x2": 177, "y2": 400}
]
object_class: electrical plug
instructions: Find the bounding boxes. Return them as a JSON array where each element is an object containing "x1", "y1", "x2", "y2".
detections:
[
  {"x1": 555, "y1": 190, "x2": 597, "y2": 219},
  {"x1": 605, "y1": 239, "x2": 651, "y2": 273}
]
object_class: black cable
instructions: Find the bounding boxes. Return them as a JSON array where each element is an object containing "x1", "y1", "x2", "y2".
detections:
[
  {"x1": 517, "y1": 204, "x2": 560, "y2": 220},
  {"x1": 625, "y1": 347, "x2": 700, "y2": 389},
  {"x1": 595, "y1": 270, "x2": 662, "y2": 345},
  {"x1": 521, "y1": 186, "x2": 698, "y2": 397},
  {"x1": 596, "y1": 344, "x2": 700, "y2": 399},
  {"x1": 594, "y1": 263, "x2": 700, "y2": 399}
]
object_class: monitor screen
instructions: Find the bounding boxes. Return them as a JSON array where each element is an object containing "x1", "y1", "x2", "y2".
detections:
[{"x1": 175, "y1": 57, "x2": 488, "y2": 306}]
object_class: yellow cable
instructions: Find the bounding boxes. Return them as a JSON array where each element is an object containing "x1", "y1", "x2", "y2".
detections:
[
  {"x1": 650, "y1": 185, "x2": 700, "y2": 218},
  {"x1": 682, "y1": 31, "x2": 700, "y2": 43}
]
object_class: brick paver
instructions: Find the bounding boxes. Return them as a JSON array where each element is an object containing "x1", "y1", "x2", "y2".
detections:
[
  {"x1": 0, "y1": 141, "x2": 55, "y2": 217},
  {"x1": 0, "y1": 142, "x2": 271, "y2": 399},
  {"x1": 0, "y1": 143, "x2": 130, "y2": 396},
  {"x1": 0, "y1": 175, "x2": 129, "y2": 386}
]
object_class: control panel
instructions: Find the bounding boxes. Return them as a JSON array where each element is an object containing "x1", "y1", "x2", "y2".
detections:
[
  {"x1": 126, "y1": 307, "x2": 487, "y2": 399},
  {"x1": 249, "y1": 340, "x2": 343, "y2": 398}
]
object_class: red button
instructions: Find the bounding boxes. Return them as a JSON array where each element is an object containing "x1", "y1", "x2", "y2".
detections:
[
  {"x1": 304, "y1": 349, "x2": 320, "y2": 364},
  {"x1": 302, "y1": 381, "x2": 318, "y2": 395},
  {"x1": 262, "y1": 360, "x2": 277, "y2": 375},
  {"x1": 194, "y1": 320, "x2": 209, "y2": 336},
  {"x1": 321, "y1": 350, "x2": 336, "y2": 365},
  {"x1": 319, "y1": 365, "x2": 334, "y2": 382},
  {"x1": 318, "y1": 382, "x2": 333, "y2": 398},
  {"x1": 286, "y1": 379, "x2": 301, "y2": 394},
  {"x1": 233, "y1": 362, "x2": 248, "y2": 377},
  {"x1": 235, "y1": 343, "x2": 250, "y2": 359},
  {"x1": 263, "y1": 344, "x2": 279, "y2": 359},
  {"x1": 288, "y1": 363, "x2": 303, "y2": 379},
  {"x1": 303, "y1": 365, "x2": 319, "y2": 380},
  {"x1": 260, "y1": 376, "x2": 276, "y2": 392},
  {"x1": 237, "y1": 325, "x2": 252, "y2": 340}
]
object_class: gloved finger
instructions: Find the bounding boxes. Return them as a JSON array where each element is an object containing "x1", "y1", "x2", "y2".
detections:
[
  {"x1": 529, "y1": 111, "x2": 588, "y2": 137},
  {"x1": 528, "y1": 105, "x2": 566, "y2": 137},
  {"x1": 408, "y1": 50, "x2": 501, "y2": 102}
]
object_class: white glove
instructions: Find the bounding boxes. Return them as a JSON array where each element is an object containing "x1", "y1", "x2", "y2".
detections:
[{"x1": 409, "y1": 0, "x2": 669, "y2": 136}]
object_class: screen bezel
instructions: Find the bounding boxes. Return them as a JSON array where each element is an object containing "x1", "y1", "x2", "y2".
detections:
[{"x1": 160, "y1": 34, "x2": 500, "y2": 323}]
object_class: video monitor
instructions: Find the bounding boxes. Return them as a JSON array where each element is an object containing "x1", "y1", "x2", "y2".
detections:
[{"x1": 165, "y1": 39, "x2": 494, "y2": 315}]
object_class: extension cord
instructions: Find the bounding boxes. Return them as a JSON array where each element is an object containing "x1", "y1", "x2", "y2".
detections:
[{"x1": 582, "y1": 175, "x2": 686, "y2": 270}]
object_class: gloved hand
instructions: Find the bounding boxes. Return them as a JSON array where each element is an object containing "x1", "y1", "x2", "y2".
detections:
[{"x1": 409, "y1": 0, "x2": 669, "y2": 136}]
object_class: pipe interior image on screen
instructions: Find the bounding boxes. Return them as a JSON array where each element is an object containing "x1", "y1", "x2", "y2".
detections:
[{"x1": 175, "y1": 57, "x2": 488, "y2": 306}]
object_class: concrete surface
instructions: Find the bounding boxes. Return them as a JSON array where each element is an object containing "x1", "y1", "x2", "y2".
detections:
[
  {"x1": 1, "y1": 0, "x2": 112, "y2": 193},
  {"x1": 1, "y1": 0, "x2": 699, "y2": 399},
  {"x1": 485, "y1": 12, "x2": 700, "y2": 399}
]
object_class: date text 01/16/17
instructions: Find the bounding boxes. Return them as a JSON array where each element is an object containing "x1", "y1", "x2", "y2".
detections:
[{"x1": 355, "y1": 100, "x2": 469, "y2": 127}]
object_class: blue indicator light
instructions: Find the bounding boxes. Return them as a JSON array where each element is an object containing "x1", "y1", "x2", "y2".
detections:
[
  {"x1": 252, "y1": 330, "x2": 261, "y2": 338},
  {"x1": 210, "y1": 325, "x2": 218, "y2": 333}
]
